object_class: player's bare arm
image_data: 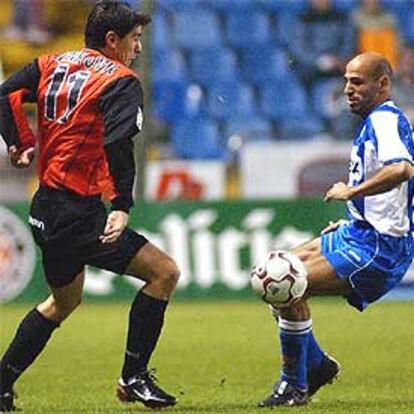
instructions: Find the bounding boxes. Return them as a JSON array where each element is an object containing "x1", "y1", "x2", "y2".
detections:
[{"x1": 324, "y1": 161, "x2": 413, "y2": 202}]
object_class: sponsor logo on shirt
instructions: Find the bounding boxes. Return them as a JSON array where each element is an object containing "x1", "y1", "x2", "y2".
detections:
[{"x1": 136, "y1": 106, "x2": 143, "y2": 131}]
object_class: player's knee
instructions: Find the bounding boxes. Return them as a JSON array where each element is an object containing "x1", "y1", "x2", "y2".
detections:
[
  {"x1": 155, "y1": 258, "x2": 180, "y2": 290},
  {"x1": 293, "y1": 239, "x2": 321, "y2": 262}
]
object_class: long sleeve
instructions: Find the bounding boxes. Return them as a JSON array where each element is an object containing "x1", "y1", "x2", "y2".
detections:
[
  {"x1": 99, "y1": 76, "x2": 144, "y2": 212},
  {"x1": 0, "y1": 60, "x2": 40, "y2": 150}
]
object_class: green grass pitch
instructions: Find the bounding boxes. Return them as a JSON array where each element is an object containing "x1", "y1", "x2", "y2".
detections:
[{"x1": 1, "y1": 299, "x2": 413, "y2": 413}]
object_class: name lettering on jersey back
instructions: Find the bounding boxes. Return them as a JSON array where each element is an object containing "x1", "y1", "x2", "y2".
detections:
[{"x1": 57, "y1": 51, "x2": 120, "y2": 75}]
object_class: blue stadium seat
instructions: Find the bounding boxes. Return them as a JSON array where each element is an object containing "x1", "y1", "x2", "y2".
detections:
[
  {"x1": 207, "y1": 81, "x2": 256, "y2": 120},
  {"x1": 279, "y1": 113, "x2": 325, "y2": 140},
  {"x1": 152, "y1": 80, "x2": 205, "y2": 123},
  {"x1": 171, "y1": 118, "x2": 226, "y2": 159},
  {"x1": 152, "y1": 12, "x2": 171, "y2": 50},
  {"x1": 173, "y1": 9, "x2": 222, "y2": 49},
  {"x1": 189, "y1": 47, "x2": 240, "y2": 86},
  {"x1": 156, "y1": 0, "x2": 205, "y2": 12},
  {"x1": 225, "y1": 8, "x2": 272, "y2": 49},
  {"x1": 381, "y1": 0, "x2": 412, "y2": 14},
  {"x1": 257, "y1": 0, "x2": 309, "y2": 12},
  {"x1": 260, "y1": 77, "x2": 308, "y2": 120},
  {"x1": 332, "y1": 0, "x2": 358, "y2": 11},
  {"x1": 312, "y1": 78, "x2": 344, "y2": 120},
  {"x1": 207, "y1": 0, "x2": 253, "y2": 11},
  {"x1": 274, "y1": 11, "x2": 299, "y2": 47},
  {"x1": 152, "y1": 49, "x2": 186, "y2": 83},
  {"x1": 224, "y1": 116, "x2": 273, "y2": 141},
  {"x1": 393, "y1": 4, "x2": 414, "y2": 48},
  {"x1": 240, "y1": 45, "x2": 291, "y2": 84}
]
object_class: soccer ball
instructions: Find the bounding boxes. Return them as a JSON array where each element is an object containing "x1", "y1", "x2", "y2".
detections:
[{"x1": 250, "y1": 250, "x2": 308, "y2": 308}]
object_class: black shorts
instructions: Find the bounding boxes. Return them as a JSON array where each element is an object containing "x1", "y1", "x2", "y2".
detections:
[{"x1": 29, "y1": 186, "x2": 148, "y2": 287}]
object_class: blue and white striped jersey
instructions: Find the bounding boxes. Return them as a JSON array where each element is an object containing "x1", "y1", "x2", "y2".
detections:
[{"x1": 347, "y1": 100, "x2": 414, "y2": 237}]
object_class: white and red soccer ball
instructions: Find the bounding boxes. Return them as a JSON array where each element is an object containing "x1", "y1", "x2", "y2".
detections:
[{"x1": 250, "y1": 250, "x2": 308, "y2": 308}]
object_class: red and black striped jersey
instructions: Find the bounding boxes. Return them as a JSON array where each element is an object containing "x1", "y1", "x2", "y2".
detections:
[{"x1": 0, "y1": 48, "x2": 144, "y2": 212}]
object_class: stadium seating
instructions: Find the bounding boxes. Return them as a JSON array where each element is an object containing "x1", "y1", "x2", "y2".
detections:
[
  {"x1": 148, "y1": 0, "x2": 414, "y2": 156},
  {"x1": 171, "y1": 118, "x2": 226, "y2": 159},
  {"x1": 152, "y1": 80, "x2": 205, "y2": 123},
  {"x1": 152, "y1": 48, "x2": 187, "y2": 83},
  {"x1": 152, "y1": 12, "x2": 172, "y2": 50},
  {"x1": 207, "y1": 81, "x2": 256, "y2": 121},
  {"x1": 279, "y1": 113, "x2": 325, "y2": 140},
  {"x1": 312, "y1": 78, "x2": 344, "y2": 120},
  {"x1": 257, "y1": 0, "x2": 309, "y2": 12},
  {"x1": 260, "y1": 77, "x2": 308, "y2": 120},
  {"x1": 240, "y1": 45, "x2": 291, "y2": 84},
  {"x1": 156, "y1": 0, "x2": 206, "y2": 12},
  {"x1": 189, "y1": 47, "x2": 240, "y2": 86},
  {"x1": 207, "y1": 0, "x2": 253, "y2": 11},
  {"x1": 225, "y1": 8, "x2": 272, "y2": 49},
  {"x1": 173, "y1": 9, "x2": 222, "y2": 49},
  {"x1": 394, "y1": 6, "x2": 414, "y2": 48},
  {"x1": 224, "y1": 117, "x2": 273, "y2": 142},
  {"x1": 274, "y1": 11, "x2": 300, "y2": 47},
  {"x1": 332, "y1": 0, "x2": 358, "y2": 12}
]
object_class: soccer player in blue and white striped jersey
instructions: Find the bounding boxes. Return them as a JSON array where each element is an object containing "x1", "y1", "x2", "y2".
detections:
[{"x1": 259, "y1": 52, "x2": 414, "y2": 408}]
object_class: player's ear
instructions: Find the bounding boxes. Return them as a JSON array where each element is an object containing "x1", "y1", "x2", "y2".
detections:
[
  {"x1": 378, "y1": 74, "x2": 390, "y2": 90},
  {"x1": 104, "y1": 30, "x2": 118, "y2": 50}
]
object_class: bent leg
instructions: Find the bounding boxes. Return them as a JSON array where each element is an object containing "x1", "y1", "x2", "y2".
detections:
[
  {"x1": 262, "y1": 239, "x2": 345, "y2": 405},
  {"x1": 294, "y1": 238, "x2": 351, "y2": 298},
  {"x1": 38, "y1": 270, "x2": 85, "y2": 322},
  {"x1": 125, "y1": 242, "x2": 180, "y2": 300}
]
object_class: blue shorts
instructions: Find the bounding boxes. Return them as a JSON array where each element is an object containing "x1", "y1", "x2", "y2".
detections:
[{"x1": 321, "y1": 221, "x2": 413, "y2": 311}]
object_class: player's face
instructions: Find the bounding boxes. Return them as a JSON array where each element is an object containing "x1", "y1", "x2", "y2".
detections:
[
  {"x1": 344, "y1": 61, "x2": 380, "y2": 117},
  {"x1": 116, "y1": 25, "x2": 143, "y2": 67}
]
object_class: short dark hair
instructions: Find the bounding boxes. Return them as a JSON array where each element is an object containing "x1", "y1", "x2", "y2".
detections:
[{"x1": 84, "y1": 1, "x2": 151, "y2": 49}]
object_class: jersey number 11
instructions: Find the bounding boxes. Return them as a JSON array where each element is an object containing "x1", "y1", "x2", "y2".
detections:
[{"x1": 45, "y1": 64, "x2": 91, "y2": 124}]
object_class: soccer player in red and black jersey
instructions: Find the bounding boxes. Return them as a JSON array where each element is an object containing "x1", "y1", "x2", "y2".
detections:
[{"x1": 0, "y1": 2, "x2": 180, "y2": 411}]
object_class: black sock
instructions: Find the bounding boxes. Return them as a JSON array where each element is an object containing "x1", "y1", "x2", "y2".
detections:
[
  {"x1": 121, "y1": 291, "x2": 168, "y2": 382},
  {"x1": 0, "y1": 308, "x2": 59, "y2": 393}
]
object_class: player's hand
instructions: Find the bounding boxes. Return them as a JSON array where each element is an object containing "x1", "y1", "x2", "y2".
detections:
[
  {"x1": 9, "y1": 145, "x2": 35, "y2": 168},
  {"x1": 324, "y1": 182, "x2": 353, "y2": 202},
  {"x1": 321, "y1": 219, "x2": 349, "y2": 235},
  {"x1": 100, "y1": 210, "x2": 129, "y2": 244}
]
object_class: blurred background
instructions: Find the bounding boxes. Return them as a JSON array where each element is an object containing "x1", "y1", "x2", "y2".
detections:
[{"x1": 1, "y1": 0, "x2": 414, "y2": 303}]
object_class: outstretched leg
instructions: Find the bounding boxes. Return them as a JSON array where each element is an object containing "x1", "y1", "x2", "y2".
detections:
[{"x1": 0, "y1": 271, "x2": 84, "y2": 412}]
